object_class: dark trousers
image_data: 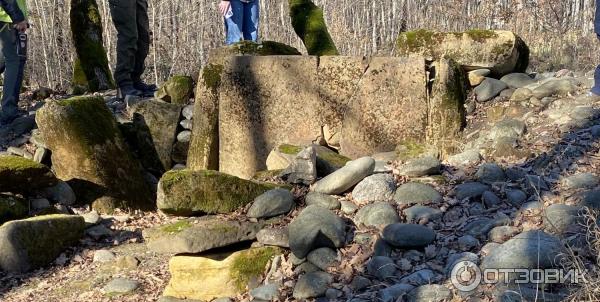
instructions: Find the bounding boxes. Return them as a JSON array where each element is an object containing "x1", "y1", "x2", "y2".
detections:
[
  {"x1": 0, "y1": 23, "x2": 26, "y2": 124},
  {"x1": 109, "y1": 0, "x2": 150, "y2": 88}
]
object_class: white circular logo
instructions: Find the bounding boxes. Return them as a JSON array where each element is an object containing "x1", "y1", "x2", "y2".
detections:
[{"x1": 450, "y1": 261, "x2": 482, "y2": 292}]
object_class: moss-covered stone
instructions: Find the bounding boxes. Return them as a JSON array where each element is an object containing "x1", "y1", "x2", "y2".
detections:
[
  {"x1": 163, "y1": 247, "x2": 281, "y2": 301},
  {"x1": 0, "y1": 214, "x2": 85, "y2": 272},
  {"x1": 70, "y1": 0, "x2": 114, "y2": 92},
  {"x1": 289, "y1": 0, "x2": 339, "y2": 56},
  {"x1": 0, "y1": 194, "x2": 28, "y2": 225},
  {"x1": 142, "y1": 216, "x2": 266, "y2": 254},
  {"x1": 35, "y1": 97, "x2": 154, "y2": 213},
  {"x1": 314, "y1": 145, "x2": 350, "y2": 176},
  {"x1": 0, "y1": 155, "x2": 57, "y2": 193},
  {"x1": 155, "y1": 75, "x2": 195, "y2": 105},
  {"x1": 397, "y1": 29, "x2": 529, "y2": 75},
  {"x1": 187, "y1": 64, "x2": 223, "y2": 172},
  {"x1": 426, "y1": 58, "x2": 466, "y2": 156},
  {"x1": 227, "y1": 40, "x2": 301, "y2": 56},
  {"x1": 279, "y1": 144, "x2": 303, "y2": 155},
  {"x1": 395, "y1": 141, "x2": 429, "y2": 161},
  {"x1": 157, "y1": 169, "x2": 282, "y2": 216}
]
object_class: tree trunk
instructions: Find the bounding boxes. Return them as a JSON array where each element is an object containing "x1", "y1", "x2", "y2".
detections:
[
  {"x1": 70, "y1": 0, "x2": 114, "y2": 93},
  {"x1": 288, "y1": 0, "x2": 339, "y2": 56}
]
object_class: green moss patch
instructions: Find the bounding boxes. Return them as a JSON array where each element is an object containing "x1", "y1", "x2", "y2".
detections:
[
  {"x1": 161, "y1": 219, "x2": 193, "y2": 233},
  {"x1": 231, "y1": 40, "x2": 302, "y2": 56},
  {"x1": 0, "y1": 194, "x2": 28, "y2": 226},
  {"x1": 465, "y1": 29, "x2": 499, "y2": 42},
  {"x1": 230, "y1": 247, "x2": 280, "y2": 291},
  {"x1": 396, "y1": 141, "x2": 428, "y2": 161},
  {"x1": 278, "y1": 144, "x2": 302, "y2": 155},
  {"x1": 202, "y1": 64, "x2": 224, "y2": 95}
]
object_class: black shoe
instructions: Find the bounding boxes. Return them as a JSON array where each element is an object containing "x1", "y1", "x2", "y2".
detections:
[
  {"x1": 134, "y1": 82, "x2": 158, "y2": 97},
  {"x1": 117, "y1": 85, "x2": 142, "y2": 100}
]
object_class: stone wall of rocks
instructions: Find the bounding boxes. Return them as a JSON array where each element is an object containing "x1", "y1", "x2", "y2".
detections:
[{"x1": 189, "y1": 53, "x2": 466, "y2": 179}]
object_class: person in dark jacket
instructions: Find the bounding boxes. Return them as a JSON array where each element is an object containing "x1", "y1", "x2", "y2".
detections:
[
  {"x1": 592, "y1": 0, "x2": 600, "y2": 96},
  {"x1": 108, "y1": 0, "x2": 156, "y2": 99},
  {"x1": 0, "y1": 0, "x2": 28, "y2": 126}
]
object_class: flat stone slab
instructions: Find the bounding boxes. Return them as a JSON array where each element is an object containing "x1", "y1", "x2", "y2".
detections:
[{"x1": 142, "y1": 216, "x2": 266, "y2": 254}]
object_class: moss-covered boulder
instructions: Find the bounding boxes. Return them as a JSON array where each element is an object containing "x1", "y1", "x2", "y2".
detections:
[
  {"x1": 426, "y1": 58, "x2": 466, "y2": 154},
  {"x1": 0, "y1": 214, "x2": 85, "y2": 272},
  {"x1": 289, "y1": 0, "x2": 339, "y2": 55},
  {"x1": 35, "y1": 97, "x2": 154, "y2": 213},
  {"x1": 142, "y1": 216, "x2": 265, "y2": 254},
  {"x1": 188, "y1": 41, "x2": 301, "y2": 172},
  {"x1": 163, "y1": 247, "x2": 281, "y2": 301},
  {"x1": 0, "y1": 155, "x2": 57, "y2": 193},
  {"x1": 70, "y1": 0, "x2": 114, "y2": 93},
  {"x1": 157, "y1": 169, "x2": 282, "y2": 216},
  {"x1": 397, "y1": 29, "x2": 529, "y2": 76},
  {"x1": 129, "y1": 100, "x2": 182, "y2": 174},
  {"x1": 155, "y1": 75, "x2": 195, "y2": 105},
  {"x1": 265, "y1": 144, "x2": 350, "y2": 177},
  {"x1": 0, "y1": 194, "x2": 28, "y2": 225}
]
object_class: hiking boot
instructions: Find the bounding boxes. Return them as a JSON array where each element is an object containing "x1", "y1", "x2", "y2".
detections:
[
  {"x1": 117, "y1": 85, "x2": 142, "y2": 100},
  {"x1": 134, "y1": 82, "x2": 158, "y2": 97}
]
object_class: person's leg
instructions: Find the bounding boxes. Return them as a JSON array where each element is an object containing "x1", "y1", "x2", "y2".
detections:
[
  {"x1": 0, "y1": 24, "x2": 20, "y2": 124},
  {"x1": 225, "y1": 0, "x2": 244, "y2": 45},
  {"x1": 242, "y1": 0, "x2": 259, "y2": 42},
  {"x1": 109, "y1": 0, "x2": 139, "y2": 90},
  {"x1": 132, "y1": 0, "x2": 150, "y2": 84}
]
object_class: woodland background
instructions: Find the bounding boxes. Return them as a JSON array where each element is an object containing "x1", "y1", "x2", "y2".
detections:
[{"x1": 25, "y1": 0, "x2": 599, "y2": 90}]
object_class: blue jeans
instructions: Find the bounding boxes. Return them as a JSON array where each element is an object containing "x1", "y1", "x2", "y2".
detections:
[
  {"x1": 0, "y1": 23, "x2": 26, "y2": 124},
  {"x1": 225, "y1": 0, "x2": 259, "y2": 45}
]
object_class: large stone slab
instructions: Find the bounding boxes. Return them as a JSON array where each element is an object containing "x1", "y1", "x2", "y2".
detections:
[
  {"x1": 36, "y1": 97, "x2": 154, "y2": 213},
  {"x1": 397, "y1": 30, "x2": 529, "y2": 75},
  {"x1": 340, "y1": 57, "x2": 428, "y2": 158},
  {"x1": 189, "y1": 51, "x2": 465, "y2": 179},
  {"x1": 142, "y1": 216, "x2": 265, "y2": 254},
  {"x1": 218, "y1": 56, "x2": 322, "y2": 179},
  {"x1": 0, "y1": 214, "x2": 85, "y2": 272},
  {"x1": 157, "y1": 169, "x2": 281, "y2": 216},
  {"x1": 130, "y1": 100, "x2": 182, "y2": 174},
  {"x1": 163, "y1": 247, "x2": 282, "y2": 301}
]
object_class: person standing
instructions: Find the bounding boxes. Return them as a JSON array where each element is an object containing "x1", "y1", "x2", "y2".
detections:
[
  {"x1": 109, "y1": 0, "x2": 156, "y2": 99},
  {"x1": 219, "y1": 0, "x2": 260, "y2": 45},
  {"x1": 0, "y1": 0, "x2": 28, "y2": 126}
]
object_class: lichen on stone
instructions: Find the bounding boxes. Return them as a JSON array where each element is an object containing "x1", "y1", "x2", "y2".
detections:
[
  {"x1": 278, "y1": 144, "x2": 302, "y2": 155},
  {"x1": 161, "y1": 219, "x2": 192, "y2": 233},
  {"x1": 230, "y1": 247, "x2": 280, "y2": 291}
]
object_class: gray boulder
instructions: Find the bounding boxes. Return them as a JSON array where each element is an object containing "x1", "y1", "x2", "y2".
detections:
[
  {"x1": 500, "y1": 73, "x2": 536, "y2": 89},
  {"x1": 280, "y1": 146, "x2": 317, "y2": 185},
  {"x1": 293, "y1": 271, "x2": 332, "y2": 299},
  {"x1": 367, "y1": 256, "x2": 397, "y2": 280},
  {"x1": 475, "y1": 78, "x2": 508, "y2": 102},
  {"x1": 543, "y1": 204, "x2": 583, "y2": 235},
  {"x1": 305, "y1": 192, "x2": 340, "y2": 210},
  {"x1": 355, "y1": 202, "x2": 400, "y2": 227},
  {"x1": 403, "y1": 206, "x2": 442, "y2": 223},
  {"x1": 475, "y1": 163, "x2": 506, "y2": 184},
  {"x1": 0, "y1": 215, "x2": 85, "y2": 272},
  {"x1": 312, "y1": 157, "x2": 375, "y2": 195},
  {"x1": 407, "y1": 284, "x2": 453, "y2": 302},
  {"x1": 381, "y1": 223, "x2": 436, "y2": 248},
  {"x1": 288, "y1": 205, "x2": 345, "y2": 258},
  {"x1": 247, "y1": 189, "x2": 295, "y2": 219},
  {"x1": 394, "y1": 182, "x2": 443, "y2": 205},
  {"x1": 399, "y1": 156, "x2": 441, "y2": 177},
  {"x1": 352, "y1": 174, "x2": 397, "y2": 203},
  {"x1": 455, "y1": 182, "x2": 490, "y2": 200}
]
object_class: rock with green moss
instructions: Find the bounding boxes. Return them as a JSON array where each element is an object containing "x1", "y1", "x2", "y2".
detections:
[
  {"x1": 426, "y1": 58, "x2": 466, "y2": 154},
  {"x1": 163, "y1": 247, "x2": 281, "y2": 301},
  {"x1": 155, "y1": 75, "x2": 195, "y2": 105},
  {"x1": 0, "y1": 155, "x2": 57, "y2": 193},
  {"x1": 0, "y1": 214, "x2": 85, "y2": 272},
  {"x1": 314, "y1": 145, "x2": 350, "y2": 176},
  {"x1": 142, "y1": 216, "x2": 265, "y2": 254},
  {"x1": 0, "y1": 194, "x2": 28, "y2": 225},
  {"x1": 208, "y1": 40, "x2": 302, "y2": 66},
  {"x1": 35, "y1": 97, "x2": 154, "y2": 213},
  {"x1": 129, "y1": 100, "x2": 182, "y2": 174},
  {"x1": 157, "y1": 169, "x2": 281, "y2": 216},
  {"x1": 70, "y1": 0, "x2": 114, "y2": 92},
  {"x1": 289, "y1": 0, "x2": 339, "y2": 55},
  {"x1": 397, "y1": 29, "x2": 529, "y2": 76}
]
